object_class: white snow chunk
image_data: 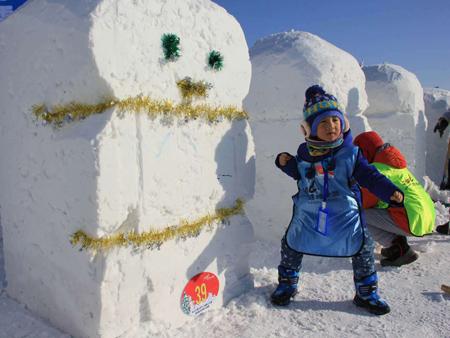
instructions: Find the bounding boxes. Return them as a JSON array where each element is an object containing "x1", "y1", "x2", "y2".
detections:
[
  {"x1": 363, "y1": 63, "x2": 427, "y2": 183},
  {"x1": 423, "y1": 87, "x2": 450, "y2": 185}
]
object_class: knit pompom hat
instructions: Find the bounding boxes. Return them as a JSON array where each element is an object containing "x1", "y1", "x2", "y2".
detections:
[{"x1": 302, "y1": 85, "x2": 346, "y2": 137}]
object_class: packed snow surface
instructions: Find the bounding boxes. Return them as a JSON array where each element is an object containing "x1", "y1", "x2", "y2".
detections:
[{"x1": 0, "y1": 205, "x2": 449, "y2": 337}]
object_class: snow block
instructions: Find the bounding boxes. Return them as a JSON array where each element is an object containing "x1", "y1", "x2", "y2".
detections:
[
  {"x1": 0, "y1": 0, "x2": 254, "y2": 337},
  {"x1": 363, "y1": 64, "x2": 427, "y2": 183},
  {"x1": 423, "y1": 88, "x2": 450, "y2": 185},
  {"x1": 243, "y1": 31, "x2": 369, "y2": 243}
]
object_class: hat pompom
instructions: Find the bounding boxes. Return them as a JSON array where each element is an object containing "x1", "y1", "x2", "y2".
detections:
[{"x1": 305, "y1": 85, "x2": 325, "y2": 102}]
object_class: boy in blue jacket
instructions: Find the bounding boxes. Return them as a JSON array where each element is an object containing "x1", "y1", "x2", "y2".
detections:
[{"x1": 271, "y1": 85, "x2": 403, "y2": 315}]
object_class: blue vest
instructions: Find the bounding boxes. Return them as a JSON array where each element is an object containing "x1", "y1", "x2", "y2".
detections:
[{"x1": 285, "y1": 146, "x2": 364, "y2": 257}]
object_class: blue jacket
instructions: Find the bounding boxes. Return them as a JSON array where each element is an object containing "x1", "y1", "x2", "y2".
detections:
[{"x1": 276, "y1": 131, "x2": 401, "y2": 257}]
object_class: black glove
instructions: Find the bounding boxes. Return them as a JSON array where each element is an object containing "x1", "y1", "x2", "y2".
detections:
[
  {"x1": 434, "y1": 117, "x2": 449, "y2": 137},
  {"x1": 275, "y1": 152, "x2": 293, "y2": 167}
]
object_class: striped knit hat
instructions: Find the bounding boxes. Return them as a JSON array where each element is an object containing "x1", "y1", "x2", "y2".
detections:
[{"x1": 303, "y1": 85, "x2": 345, "y2": 137}]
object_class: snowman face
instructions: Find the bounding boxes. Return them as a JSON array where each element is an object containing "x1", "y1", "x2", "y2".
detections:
[
  {"x1": 81, "y1": 0, "x2": 254, "y2": 234},
  {"x1": 90, "y1": 0, "x2": 251, "y2": 108}
]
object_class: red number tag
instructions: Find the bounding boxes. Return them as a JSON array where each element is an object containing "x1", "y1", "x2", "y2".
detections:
[{"x1": 180, "y1": 272, "x2": 219, "y2": 316}]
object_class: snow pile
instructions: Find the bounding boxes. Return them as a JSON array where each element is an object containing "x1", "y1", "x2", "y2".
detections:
[
  {"x1": 0, "y1": 0, "x2": 255, "y2": 337},
  {"x1": 243, "y1": 31, "x2": 369, "y2": 243},
  {"x1": 363, "y1": 64, "x2": 427, "y2": 182},
  {"x1": 423, "y1": 87, "x2": 450, "y2": 185}
]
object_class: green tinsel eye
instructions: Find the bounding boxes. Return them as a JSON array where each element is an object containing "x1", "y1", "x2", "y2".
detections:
[
  {"x1": 161, "y1": 33, "x2": 181, "y2": 61},
  {"x1": 208, "y1": 50, "x2": 224, "y2": 71}
]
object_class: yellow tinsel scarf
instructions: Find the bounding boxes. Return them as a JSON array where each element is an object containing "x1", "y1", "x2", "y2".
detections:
[{"x1": 70, "y1": 199, "x2": 244, "y2": 252}]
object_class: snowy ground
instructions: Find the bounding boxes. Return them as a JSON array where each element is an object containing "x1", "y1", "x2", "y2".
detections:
[{"x1": 0, "y1": 203, "x2": 449, "y2": 338}]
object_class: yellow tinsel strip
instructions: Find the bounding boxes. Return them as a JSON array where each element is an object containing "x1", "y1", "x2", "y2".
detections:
[
  {"x1": 32, "y1": 96, "x2": 248, "y2": 127},
  {"x1": 70, "y1": 199, "x2": 244, "y2": 252}
]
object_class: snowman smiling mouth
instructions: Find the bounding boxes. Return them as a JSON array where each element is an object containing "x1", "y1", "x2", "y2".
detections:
[{"x1": 32, "y1": 82, "x2": 247, "y2": 127}]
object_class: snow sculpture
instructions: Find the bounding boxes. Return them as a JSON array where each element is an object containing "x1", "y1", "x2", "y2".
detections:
[
  {"x1": 363, "y1": 64, "x2": 427, "y2": 183},
  {"x1": 243, "y1": 31, "x2": 369, "y2": 243},
  {"x1": 423, "y1": 88, "x2": 450, "y2": 185},
  {"x1": 0, "y1": 0, "x2": 255, "y2": 337}
]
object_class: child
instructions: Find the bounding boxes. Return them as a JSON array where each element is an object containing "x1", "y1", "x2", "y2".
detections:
[
  {"x1": 353, "y1": 131, "x2": 435, "y2": 266},
  {"x1": 271, "y1": 85, "x2": 403, "y2": 315}
]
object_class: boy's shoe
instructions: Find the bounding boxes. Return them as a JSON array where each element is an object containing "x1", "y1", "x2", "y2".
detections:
[
  {"x1": 380, "y1": 248, "x2": 418, "y2": 267},
  {"x1": 353, "y1": 272, "x2": 390, "y2": 315},
  {"x1": 270, "y1": 266, "x2": 299, "y2": 306},
  {"x1": 436, "y1": 222, "x2": 449, "y2": 235}
]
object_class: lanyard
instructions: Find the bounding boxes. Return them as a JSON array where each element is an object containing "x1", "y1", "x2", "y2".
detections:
[{"x1": 322, "y1": 161, "x2": 329, "y2": 209}]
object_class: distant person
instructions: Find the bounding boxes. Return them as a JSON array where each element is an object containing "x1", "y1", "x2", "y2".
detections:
[
  {"x1": 353, "y1": 131, "x2": 435, "y2": 266},
  {"x1": 271, "y1": 85, "x2": 403, "y2": 315},
  {"x1": 433, "y1": 110, "x2": 450, "y2": 190}
]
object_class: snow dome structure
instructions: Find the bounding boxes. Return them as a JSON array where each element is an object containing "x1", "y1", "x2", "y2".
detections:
[
  {"x1": 363, "y1": 64, "x2": 427, "y2": 183},
  {"x1": 0, "y1": 0, "x2": 255, "y2": 337},
  {"x1": 423, "y1": 87, "x2": 450, "y2": 185},
  {"x1": 243, "y1": 31, "x2": 369, "y2": 243}
]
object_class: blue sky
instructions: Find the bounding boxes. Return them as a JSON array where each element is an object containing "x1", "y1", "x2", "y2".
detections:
[
  {"x1": 2, "y1": 0, "x2": 449, "y2": 89},
  {"x1": 0, "y1": 0, "x2": 26, "y2": 10},
  {"x1": 212, "y1": 0, "x2": 450, "y2": 90}
]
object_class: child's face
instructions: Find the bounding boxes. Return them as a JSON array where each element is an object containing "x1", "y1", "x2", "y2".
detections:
[{"x1": 316, "y1": 116, "x2": 341, "y2": 142}]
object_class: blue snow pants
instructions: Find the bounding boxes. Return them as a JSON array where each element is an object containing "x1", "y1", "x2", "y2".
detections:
[{"x1": 279, "y1": 226, "x2": 376, "y2": 280}]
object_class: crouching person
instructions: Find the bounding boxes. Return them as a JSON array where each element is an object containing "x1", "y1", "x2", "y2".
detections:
[{"x1": 353, "y1": 131, "x2": 435, "y2": 266}]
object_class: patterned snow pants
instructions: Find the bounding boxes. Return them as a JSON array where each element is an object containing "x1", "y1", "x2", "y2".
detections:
[{"x1": 279, "y1": 226, "x2": 376, "y2": 280}]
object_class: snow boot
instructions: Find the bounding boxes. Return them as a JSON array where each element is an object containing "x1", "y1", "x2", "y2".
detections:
[
  {"x1": 353, "y1": 272, "x2": 390, "y2": 315},
  {"x1": 270, "y1": 265, "x2": 299, "y2": 306},
  {"x1": 436, "y1": 222, "x2": 449, "y2": 235},
  {"x1": 380, "y1": 236, "x2": 418, "y2": 267}
]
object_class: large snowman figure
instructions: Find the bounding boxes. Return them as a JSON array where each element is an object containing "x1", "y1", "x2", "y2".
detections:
[{"x1": 0, "y1": 1, "x2": 255, "y2": 337}]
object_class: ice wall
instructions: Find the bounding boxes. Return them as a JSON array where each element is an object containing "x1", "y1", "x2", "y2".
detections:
[
  {"x1": 363, "y1": 64, "x2": 427, "y2": 182},
  {"x1": 244, "y1": 31, "x2": 369, "y2": 243},
  {"x1": 0, "y1": 0, "x2": 254, "y2": 337},
  {"x1": 424, "y1": 87, "x2": 450, "y2": 184}
]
